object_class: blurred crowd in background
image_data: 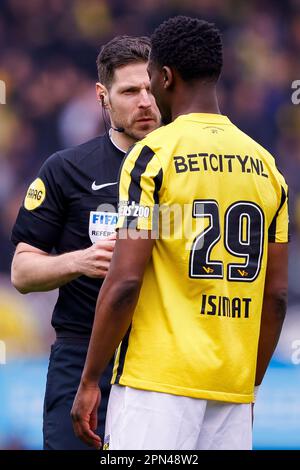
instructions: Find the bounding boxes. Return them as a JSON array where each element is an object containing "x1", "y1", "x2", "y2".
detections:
[{"x1": 1, "y1": 0, "x2": 300, "y2": 449}]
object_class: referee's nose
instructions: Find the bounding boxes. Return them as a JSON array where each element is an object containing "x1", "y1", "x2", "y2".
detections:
[{"x1": 138, "y1": 88, "x2": 152, "y2": 109}]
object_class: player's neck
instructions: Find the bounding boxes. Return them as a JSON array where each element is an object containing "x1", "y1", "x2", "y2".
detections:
[{"x1": 172, "y1": 84, "x2": 221, "y2": 120}]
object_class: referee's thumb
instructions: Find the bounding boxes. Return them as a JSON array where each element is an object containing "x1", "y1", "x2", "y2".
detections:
[{"x1": 107, "y1": 232, "x2": 117, "y2": 240}]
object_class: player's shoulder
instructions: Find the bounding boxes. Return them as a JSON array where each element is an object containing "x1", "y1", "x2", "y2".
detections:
[
  {"x1": 233, "y1": 125, "x2": 276, "y2": 162},
  {"x1": 133, "y1": 122, "x2": 176, "y2": 154},
  {"x1": 235, "y1": 127, "x2": 287, "y2": 187}
]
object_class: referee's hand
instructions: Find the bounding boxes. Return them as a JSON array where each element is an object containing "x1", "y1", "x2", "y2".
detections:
[
  {"x1": 76, "y1": 234, "x2": 116, "y2": 278},
  {"x1": 71, "y1": 381, "x2": 102, "y2": 449}
]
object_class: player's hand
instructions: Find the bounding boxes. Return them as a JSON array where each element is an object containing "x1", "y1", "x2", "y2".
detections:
[
  {"x1": 76, "y1": 233, "x2": 116, "y2": 278},
  {"x1": 71, "y1": 381, "x2": 102, "y2": 449}
]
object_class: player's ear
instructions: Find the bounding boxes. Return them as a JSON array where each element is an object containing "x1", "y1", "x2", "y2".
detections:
[
  {"x1": 162, "y1": 66, "x2": 173, "y2": 89},
  {"x1": 96, "y1": 83, "x2": 110, "y2": 108}
]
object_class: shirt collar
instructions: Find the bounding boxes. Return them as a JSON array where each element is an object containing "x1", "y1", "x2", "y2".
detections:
[
  {"x1": 108, "y1": 128, "x2": 126, "y2": 153},
  {"x1": 175, "y1": 113, "x2": 232, "y2": 125}
]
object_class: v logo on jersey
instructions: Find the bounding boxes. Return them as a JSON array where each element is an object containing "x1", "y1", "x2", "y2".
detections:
[
  {"x1": 203, "y1": 267, "x2": 214, "y2": 274},
  {"x1": 91, "y1": 181, "x2": 118, "y2": 191},
  {"x1": 237, "y1": 269, "x2": 249, "y2": 277}
]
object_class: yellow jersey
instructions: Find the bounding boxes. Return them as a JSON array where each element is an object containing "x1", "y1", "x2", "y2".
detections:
[{"x1": 114, "y1": 113, "x2": 289, "y2": 403}]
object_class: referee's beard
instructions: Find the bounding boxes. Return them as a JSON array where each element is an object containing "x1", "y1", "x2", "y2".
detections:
[
  {"x1": 125, "y1": 122, "x2": 160, "y2": 141},
  {"x1": 110, "y1": 108, "x2": 161, "y2": 141}
]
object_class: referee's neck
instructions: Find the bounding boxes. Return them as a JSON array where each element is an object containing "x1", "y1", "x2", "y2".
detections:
[{"x1": 110, "y1": 128, "x2": 133, "y2": 153}]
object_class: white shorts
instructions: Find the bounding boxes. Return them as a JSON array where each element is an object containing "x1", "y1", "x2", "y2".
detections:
[{"x1": 104, "y1": 385, "x2": 252, "y2": 450}]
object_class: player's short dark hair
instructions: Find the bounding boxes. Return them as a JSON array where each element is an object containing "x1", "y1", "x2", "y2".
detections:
[
  {"x1": 150, "y1": 16, "x2": 223, "y2": 82},
  {"x1": 97, "y1": 36, "x2": 151, "y2": 87}
]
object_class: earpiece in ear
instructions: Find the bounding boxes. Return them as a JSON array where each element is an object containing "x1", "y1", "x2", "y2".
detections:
[{"x1": 99, "y1": 95, "x2": 106, "y2": 107}]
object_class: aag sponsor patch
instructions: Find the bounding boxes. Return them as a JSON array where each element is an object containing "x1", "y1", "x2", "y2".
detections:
[{"x1": 24, "y1": 178, "x2": 46, "y2": 210}]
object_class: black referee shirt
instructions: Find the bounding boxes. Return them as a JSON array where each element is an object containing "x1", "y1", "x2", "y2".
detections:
[{"x1": 11, "y1": 134, "x2": 125, "y2": 334}]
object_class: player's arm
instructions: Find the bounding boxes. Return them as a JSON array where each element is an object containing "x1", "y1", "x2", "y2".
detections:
[
  {"x1": 71, "y1": 143, "x2": 162, "y2": 447},
  {"x1": 256, "y1": 181, "x2": 289, "y2": 386},
  {"x1": 255, "y1": 242, "x2": 288, "y2": 385},
  {"x1": 11, "y1": 236, "x2": 115, "y2": 294},
  {"x1": 71, "y1": 230, "x2": 155, "y2": 447}
]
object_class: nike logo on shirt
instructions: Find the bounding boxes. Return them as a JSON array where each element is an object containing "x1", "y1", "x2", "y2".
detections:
[{"x1": 91, "y1": 181, "x2": 118, "y2": 191}]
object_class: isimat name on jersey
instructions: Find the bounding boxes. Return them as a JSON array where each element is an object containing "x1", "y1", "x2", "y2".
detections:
[
  {"x1": 200, "y1": 294, "x2": 252, "y2": 319},
  {"x1": 173, "y1": 153, "x2": 269, "y2": 177}
]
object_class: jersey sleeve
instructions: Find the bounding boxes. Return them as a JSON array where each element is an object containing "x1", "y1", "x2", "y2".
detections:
[
  {"x1": 116, "y1": 144, "x2": 163, "y2": 231},
  {"x1": 11, "y1": 152, "x2": 67, "y2": 252},
  {"x1": 268, "y1": 178, "x2": 289, "y2": 243}
]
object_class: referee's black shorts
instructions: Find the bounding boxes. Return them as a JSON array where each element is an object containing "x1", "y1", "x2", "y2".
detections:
[{"x1": 43, "y1": 333, "x2": 113, "y2": 450}]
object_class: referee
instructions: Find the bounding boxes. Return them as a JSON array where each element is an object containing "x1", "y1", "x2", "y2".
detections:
[{"x1": 11, "y1": 36, "x2": 160, "y2": 450}]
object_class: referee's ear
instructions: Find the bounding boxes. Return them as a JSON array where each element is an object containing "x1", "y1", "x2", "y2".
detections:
[{"x1": 96, "y1": 82, "x2": 109, "y2": 108}]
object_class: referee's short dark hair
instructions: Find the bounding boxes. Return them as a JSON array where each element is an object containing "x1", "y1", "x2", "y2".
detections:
[
  {"x1": 97, "y1": 36, "x2": 151, "y2": 88},
  {"x1": 150, "y1": 16, "x2": 223, "y2": 82}
]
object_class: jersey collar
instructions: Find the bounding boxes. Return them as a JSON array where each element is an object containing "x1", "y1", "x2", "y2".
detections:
[
  {"x1": 108, "y1": 129, "x2": 126, "y2": 153},
  {"x1": 175, "y1": 113, "x2": 232, "y2": 125}
]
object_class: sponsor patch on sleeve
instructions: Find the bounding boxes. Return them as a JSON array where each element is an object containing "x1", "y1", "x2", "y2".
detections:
[{"x1": 24, "y1": 178, "x2": 46, "y2": 210}]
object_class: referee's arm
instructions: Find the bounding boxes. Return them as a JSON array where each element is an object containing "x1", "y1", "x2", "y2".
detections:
[
  {"x1": 11, "y1": 151, "x2": 116, "y2": 293},
  {"x1": 11, "y1": 237, "x2": 115, "y2": 294}
]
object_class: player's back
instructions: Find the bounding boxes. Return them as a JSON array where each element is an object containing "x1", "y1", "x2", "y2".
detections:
[{"x1": 115, "y1": 113, "x2": 288, "y2": 403}]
